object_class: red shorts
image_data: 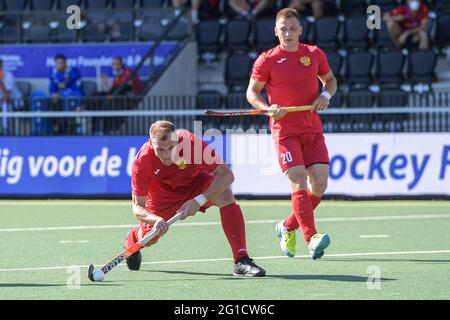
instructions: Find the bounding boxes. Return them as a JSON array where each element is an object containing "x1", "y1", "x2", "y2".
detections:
[
  {"x1": 140, "y1": 170, "x2": 215, "y2": 242},
  {"x1": 273, "y1": 132, "x2": 329, "y2": 173}
]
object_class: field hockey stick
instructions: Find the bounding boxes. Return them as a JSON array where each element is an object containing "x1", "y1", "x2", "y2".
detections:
[
  {"x1": 204, "y1": 105, "x2": 313, "y2": 116},
  {"x1": 87, "y1": 211, "x2": 184, "y2": 282}
]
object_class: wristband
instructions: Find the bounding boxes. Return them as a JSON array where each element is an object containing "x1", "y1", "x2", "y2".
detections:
[
  {"x1": 193, "y1": 194, "x2": 207, "y2": 207},
  {"x1": 321, "y1": 91, "x2": 332, "y2": 100}
]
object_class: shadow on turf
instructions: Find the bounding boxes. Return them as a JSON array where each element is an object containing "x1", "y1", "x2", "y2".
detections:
[
  {"x1": 141, "y1": 270, "x2": 397, "y2": 283},
  {"x1": 0, "y1": 282, "x2": 121, "y2": 288}
]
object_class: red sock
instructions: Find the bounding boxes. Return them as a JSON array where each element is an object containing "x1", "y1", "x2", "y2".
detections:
[
  {"x1": 308, "y1": 191, "x2": 322, "y2": 209},
  {"x1": 284, "y1": 191, "x2": 321, "y2": 231},
  {"x1": 220, "y1": 203, "x2": 248, "y2": 262},
  {"x1": 288, "y1": 190, "x2": 317, "y2": 243},
  {"x1": 125, "y1": 226, "x2": 141, "y2": 249}
]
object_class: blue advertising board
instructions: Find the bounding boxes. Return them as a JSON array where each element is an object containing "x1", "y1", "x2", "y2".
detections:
[
  {"x1": 0, "y1": 42, "x2": 178, "y2": 78},
  {"x1": 0, "y1": 135, "x2": 227, "y2": 196}
]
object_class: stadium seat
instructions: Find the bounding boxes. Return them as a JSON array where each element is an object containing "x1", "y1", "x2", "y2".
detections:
[
  {"x1": 85, "y1": 0, "x2": 110, "y2": 10},
  {"x1": 16, "y1": 81, "x2": 32, "y2": 98},
  {"x1": 224, "y1": 91, "x2": 249, "y2": 108},
  {"x1": 31, "y1": 0, "x2": 55, "y2": 10},
  {"x1": 377, "y1": 88, "x2": 408, "y2": 107},
  {"x1": 136, "y1": 12, "x2": 165, "y2": 40},
  {"x1": 377, "y1": 88, "x2": 409, "y2": 132},
  {"x1": 377, "y1": 49, "x2": 405, "y2": 87},
  {"x1": 326, "y1": 52, "x2": 344, "y2": 83},
  {"x1": 81, "y1": 12, "x2": 108, "y2": 42},
  {"x1": 343, "y1": 15, "x2": 370, "y2": 49},
  {"x1": 345, "y1": 51, "x2": 374, "y2": 87},
  {"x1": 108, "y1": 12, "x2": 134, "y2": 41},
  {"x1": 371, "y1": 0, "x2": 398, "y2": 11},
  {"x1": 254, "y1": 18, "x2": 277, "y2": 52},
  {"x1": 313, "y1": 17, "x2": 340, "y2": 52},
  {"x1": 23, "y1": 17, "x2": 52, "y2": 43},
  {"x1": 225, "y1": 53, "x2": 252, "y2": 92},
  {"x1": 435, "y1": 13, "x2": 450, "y2": 49},
  {"x1": 81, "y1": 81, "x2": 98, "y2": 97},
  {"x1": 197, "y1": 90, "x2": 223, "y2": 109},
  {"x1": 346, "y1": 88, "x2": 376, "y2": 132},
  {"x1": 58, "y1": 0, "x2": 81, "y2": 9},
  {"x1": 300, "y1": 18, "x2": 310, "y2": 43},
  {"x1": 53, "y1": 20, "x2": 78, "y2": 42},
  {"x1": 0, "y1": 17, "x2": 21, "y2": 43},
  {"x1": 329, "y1": 91, "x2": 343, "y2": 109},
  {"x1": 166, "y1": 18, "x2": 189, "y2": 41},
  {"x1": 224, "y1": 18, "x2": 252, "y2": 53},
  {"x1": 113, "y1": 0, "x2": 136, "y2": 9},
  {"x1": 434, "y1": 0, "x2": 450, "y2": 12},
  {"x1": 340, "y1": 0, "x2": 368, "y2": 15},
  {"x1": 373, "y1": 20, "x2": 395, "y2": 48},
  {"x1": 140, "y1": 0, "x2": 164, "y2": 8},
  {"x1": 4, "y1": 0, "x2": 27, "y2": 11},
  {"x1": 408, "y1": 49, "x2": 437, "y2": 85},
  {"x1": 196, "y1": 20, "x2": 222, "y2": 59}
]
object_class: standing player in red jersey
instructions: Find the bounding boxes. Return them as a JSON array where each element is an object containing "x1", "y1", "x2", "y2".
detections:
[
  {"x1": 246, "y1": 8, "x2": 337, "y2": 259},
  {"x1": 124, "y1": 120, "x2": 266, "y2": 277}
]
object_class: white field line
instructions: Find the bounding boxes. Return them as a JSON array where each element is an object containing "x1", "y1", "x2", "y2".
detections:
[
  {"x1": 1, "y1": 249, "x2": 450, "y2": 272},
  {"x1": 0, "y1": 201, "x2": 449, "y2": 207},
  {"x1": 58, "y1": 240, "x2": 90, "y2": 244},
  {"x1": 0, "y1": 214, "x2": 449, "y2": 233},
  {"x1": 359, "y1": 235, "x2": 391, "y2": 238}
]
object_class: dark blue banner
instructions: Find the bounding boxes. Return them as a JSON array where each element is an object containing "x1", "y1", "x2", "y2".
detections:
[
  {"x1": 0, "y1": 135, "x2": 227, "y2": 196},
  {"x1": 0, "y1": 136, "x2": 147, "y2": 195},
  {"x1": 0, "y1": 42, "x2": 178, "y2": 78}
]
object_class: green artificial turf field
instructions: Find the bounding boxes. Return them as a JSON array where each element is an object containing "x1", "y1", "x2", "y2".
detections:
[{"x1": 0, "y1": 200, "x2": 449, "y2": 300}]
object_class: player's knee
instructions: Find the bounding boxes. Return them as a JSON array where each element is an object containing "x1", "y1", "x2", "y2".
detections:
[
  {"x1": 311, "y1": 180, "x2": 328, "y2": 196},
  {"x1": 213, "y1": 188, "x2": 236, "y2": 207},
  {"x1": 286, "y1": 168, "x2": 308, "y2": 190}
]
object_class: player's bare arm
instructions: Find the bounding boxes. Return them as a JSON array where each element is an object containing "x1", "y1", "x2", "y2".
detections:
[
  {"x1": 132, "y1": 195, "x2": 169, "y2": 236},
  {"x1": 312, "y1": 71, "x2": 338, "y2": 112},
  {"x1": 179, "y1": 164, "x2": 235, "y2": 220},
  {"x1": 247, "y1": 78, "x2": 288, "y2": 120}
]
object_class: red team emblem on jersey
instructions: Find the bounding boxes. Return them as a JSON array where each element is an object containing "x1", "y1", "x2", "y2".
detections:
[{"x1": 300, "y1": 56, "x2": 311, "y2": 66}]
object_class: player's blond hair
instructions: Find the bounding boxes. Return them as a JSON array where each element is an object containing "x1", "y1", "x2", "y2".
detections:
[
  {"x1": 149, "y1": 120, "x2": 176, "y2": 141},
  {"x1": 276, "y1": 8, "x2": 300, "y2": 22}
]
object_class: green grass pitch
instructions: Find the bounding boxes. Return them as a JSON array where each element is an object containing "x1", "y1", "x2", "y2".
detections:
[{"x1": 0, "y1": 200, "x2": 449, "y2": 300}]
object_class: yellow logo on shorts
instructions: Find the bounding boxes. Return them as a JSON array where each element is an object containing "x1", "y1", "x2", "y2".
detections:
[
  {"x1": 176, "y1": 158, "x2": 187, "y2": 170},
  {"x1": 300, "y1": 56, "x2": 311, "y2": 66}
]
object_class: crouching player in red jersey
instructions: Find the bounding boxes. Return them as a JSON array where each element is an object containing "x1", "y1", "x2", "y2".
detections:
[
  {"x1": 246, "y1": 8, "x2": 338, "y2": 259},
  {"x1": 124, "y1": 120, "x2": 266, "y2": 277}
]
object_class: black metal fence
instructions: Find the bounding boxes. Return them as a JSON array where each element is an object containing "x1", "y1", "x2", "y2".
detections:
[{"x1": 1, "y1": 92, "x2": 449, "y2": 136}]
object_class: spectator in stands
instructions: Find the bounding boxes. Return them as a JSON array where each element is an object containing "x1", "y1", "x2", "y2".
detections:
[
  {"x1": 0, "y1": 59, "x2": 22, "y2": 107},
  {"x1": 0, "y1": 59, "x2": 23, "y2": 134},
  {"x1": 48, "y1": 54, "x2": 83, "y2": 134},
  {"x1": 383, "y1": 0, "x2": 430, "y2": 49},
  {"x1": 101, "y1": 56, "x2": 143, "y2": 96},
  {"x1": 49, "y1": 54, "x2": 83, "y2": 101},
  {"x1": 97, "y1": 56, "x2": 143, "y2": 134},
  {"x1": 171, "y1": 0, "x2": 220, "y2": 25},
  {"x1": 229, "y1": 0, "x2": 275, "y2": 19},
  {"x1": 289, "y1": 0, "x2": 324, "y2": 18}
]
